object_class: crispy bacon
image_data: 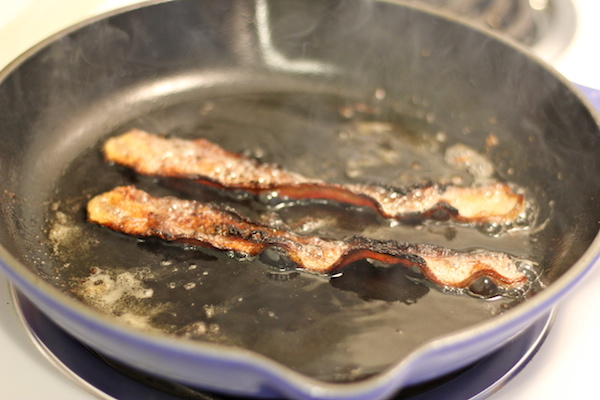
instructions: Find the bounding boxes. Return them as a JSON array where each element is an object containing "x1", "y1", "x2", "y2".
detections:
[
  {"x1": 87, "y1": 186, "x2": 528, "y2": 289},
  {"x1": 103, "y1": 129, "x2": 526, "y2": 225}
]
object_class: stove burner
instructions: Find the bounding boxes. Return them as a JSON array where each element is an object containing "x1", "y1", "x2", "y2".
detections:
[
  {"x1": 409, "y1": 0, "x2": 577, "y2": 61},
  {"x1": 11, "y1": 285, "x2": 554, "y2": 400}
]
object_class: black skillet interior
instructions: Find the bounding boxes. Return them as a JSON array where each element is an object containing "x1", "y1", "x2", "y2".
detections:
[{"x1": 1, "y1": 0, "x2": 599, "y2": 383}]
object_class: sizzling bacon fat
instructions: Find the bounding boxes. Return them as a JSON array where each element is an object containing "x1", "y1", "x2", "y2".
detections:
[
  {"x1": 103, "y1": 130, "x2": 526, "y2": 224},
  {"x1": 87, "y1": 186, "x2": 527, "y2": 289}
]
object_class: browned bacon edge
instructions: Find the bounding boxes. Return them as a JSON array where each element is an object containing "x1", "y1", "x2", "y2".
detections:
[
  {"x1": 103, "y1": 130, "x2": 527, "y2": 225},
  {"x1": 87, "y1": 186, "x2": 528, "y2": 289}
]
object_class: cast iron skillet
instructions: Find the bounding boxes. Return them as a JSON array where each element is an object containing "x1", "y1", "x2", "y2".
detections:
[{"x1": 1, "y1": 0, "x2": 600, "y2": 399}]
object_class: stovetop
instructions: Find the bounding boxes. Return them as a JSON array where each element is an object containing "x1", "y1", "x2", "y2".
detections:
[{"x1": 1, "y1": 1, "x2": 600, "y2": 399}]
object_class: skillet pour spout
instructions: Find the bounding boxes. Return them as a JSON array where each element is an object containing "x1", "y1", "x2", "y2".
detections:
[{"x1": 1, "y1": 0, "x2": 600, "y2": 399}]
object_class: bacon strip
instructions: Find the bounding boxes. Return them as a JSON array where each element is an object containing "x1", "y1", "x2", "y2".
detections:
[
  {"x1": 87, "y1": 186, "x2": 527, "y2": 289},
  {"x1": 103, "y1": 130, "x2": 526, "y2": 225}
]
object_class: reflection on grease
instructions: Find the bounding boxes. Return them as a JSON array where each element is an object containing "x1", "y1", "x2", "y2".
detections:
[{"x1": 330, "y1": 261, "x2": 430, "y2": 303}]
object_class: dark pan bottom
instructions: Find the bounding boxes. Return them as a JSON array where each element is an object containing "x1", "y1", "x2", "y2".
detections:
[{"x1": 11, "y1": 285, "x2": 553, "y2": 400}]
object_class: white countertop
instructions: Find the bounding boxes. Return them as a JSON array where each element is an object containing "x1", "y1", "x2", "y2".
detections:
[{"x1": 1, "y1": 1, "x2": 600, "y2": 399}]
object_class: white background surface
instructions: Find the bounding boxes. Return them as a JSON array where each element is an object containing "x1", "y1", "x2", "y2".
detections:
[{"x1": 1, "y1": 1, "x2": 600, "y2": 399}]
